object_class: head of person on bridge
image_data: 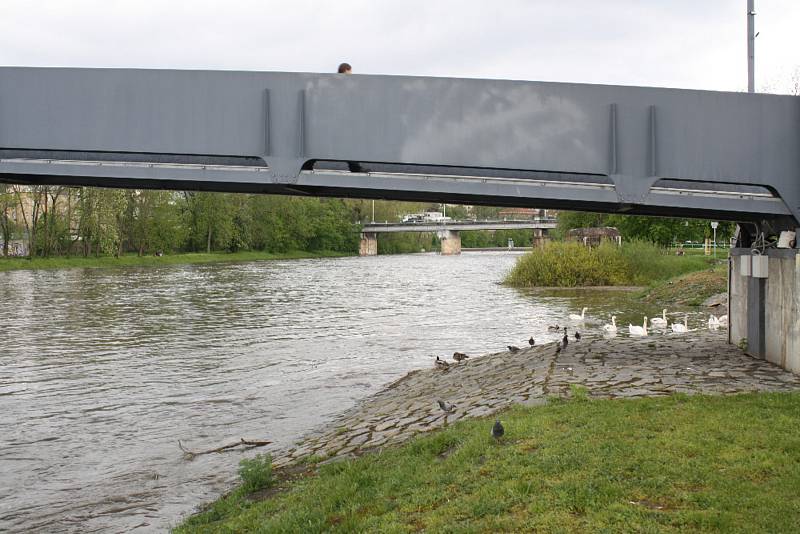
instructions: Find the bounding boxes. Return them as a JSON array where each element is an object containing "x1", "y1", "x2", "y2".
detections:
[{"x1": 337, "y1": 62, "x2": 352, "y2": 74}]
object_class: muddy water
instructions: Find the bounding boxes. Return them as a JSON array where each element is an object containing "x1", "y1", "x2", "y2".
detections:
[{"x1": 0, "y1": 252, "x2": 706, "y2": 532}]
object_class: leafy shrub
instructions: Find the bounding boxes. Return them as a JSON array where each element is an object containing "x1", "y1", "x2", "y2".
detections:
[
  {"x1": 238, "y1": 454, "x2": 274, "y2": 493},
  {"x1": 504, "y1": 239, "x2": 712, "y2": 287}
]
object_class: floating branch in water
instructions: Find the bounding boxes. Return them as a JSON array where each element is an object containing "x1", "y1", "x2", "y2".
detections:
[{"x1": 178, "y1": 438, "x2": 272, "y2": 459}]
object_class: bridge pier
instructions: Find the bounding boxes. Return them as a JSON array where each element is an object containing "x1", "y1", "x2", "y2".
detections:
[
  {"x1": 730, "y1": 248, "x2": 799, "y2": 374},
  {"x1": 359, "y1": 232, "x2": 378, "y2": 256},
  {"x1": 438, "y1": 230, "x2": 461, "y2": 255},
  {"x1": 532, "y1": 228, "x2": 550, "y2": 248}
]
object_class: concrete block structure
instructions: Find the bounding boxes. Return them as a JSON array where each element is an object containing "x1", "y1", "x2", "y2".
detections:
[{"x1": 730, "y1": 248, "x2": 800, "y2": 374}]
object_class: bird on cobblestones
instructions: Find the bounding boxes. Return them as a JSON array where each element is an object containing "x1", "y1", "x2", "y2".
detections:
[
  {"x1": 507, "y1": 345, "x2": 521, "y2": 353},
  {"x1": 528, "y1": 337, "x2": 536, "y2": 346},
  {"x1": 453, "y1": 352, "x2": 469, "y2": 362},
  {"x1": 575, "y1": 331, "x2": 581, "y2": 341},
  {"x1": 492, "y1": 420, "x2": 505, "y2": 440},
  {"x1": 435, "y1": 356, "x2": 450, "y2": 370},
  {"x1": 437, "y1": 400, "x2": 456, "y2": 414}
]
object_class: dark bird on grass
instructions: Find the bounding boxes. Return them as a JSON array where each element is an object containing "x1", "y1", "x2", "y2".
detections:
[
  {"x1": 547, "y1": 324, "x2": 561, "y2": 332},
  {"x1": 437, "y1": 400, "x2": 456, "y2": 414},
  {"x1": 528, "y1": 337, "x2": 536, "y2": 346},
  {"x1": 492, "y1": 420, "x2": 505, "y2": 439},
  {"x1": 435, "y1": 356, "x2": 450, "y2": 370},
  {"x1": 575, "y1": 331, "x2": 581, "y2": 341},
  {"x1": 507, "y1": 345, "x2": 521, "y2": 353},
  {"x1": 453, "y1": 352, "x2": 469, "y2": 362}
]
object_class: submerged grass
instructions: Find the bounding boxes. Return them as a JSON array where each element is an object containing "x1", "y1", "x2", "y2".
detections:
[
  {"x1": 175, "y1": 392, "x2": 800, "y2": 533},
  {"x1": 504, "y1": 240, "x2": 714, "y2": 288},
  {"x1": 0, "y1": 250, "x2": 349, "y2": 272}
]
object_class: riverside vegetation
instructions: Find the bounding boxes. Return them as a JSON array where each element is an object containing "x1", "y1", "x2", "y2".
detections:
[
  {"x1": 504, "y1": 240, "x2": 716, "y2": 288},
  {"x1": 176, "y1": 392, "x2": 800, "y2": 533},
  {"x1": 0, "y1": 186, "x2": 537, "y2": 266}
]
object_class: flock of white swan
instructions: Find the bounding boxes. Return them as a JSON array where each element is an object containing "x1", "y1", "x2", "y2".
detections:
[{"x1": 566, "y1": 306, "x2": 729, "y2": 337}]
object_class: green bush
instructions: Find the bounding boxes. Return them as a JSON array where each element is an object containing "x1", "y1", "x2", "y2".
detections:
[
  {"x1": 238, "y1": 454, "x2": 274, "y2": 493},
  {"x1": 504, "y1": 239, "x2": 712, "y2": 287}
]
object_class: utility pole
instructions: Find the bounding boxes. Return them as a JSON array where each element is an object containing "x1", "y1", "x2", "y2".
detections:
[
  {"x1": 371, "y1": 199, "x2": 375, "y2": 223},
  {"x1": 747, "y1": 0, "x2": 755, "y2": 93}
]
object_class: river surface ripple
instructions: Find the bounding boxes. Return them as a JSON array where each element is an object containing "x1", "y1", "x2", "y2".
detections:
[{"x1": 0, "y1": 252, "x2": 686, "y2": 532}]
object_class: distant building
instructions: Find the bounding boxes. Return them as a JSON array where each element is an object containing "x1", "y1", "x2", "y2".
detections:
[
  {"x1": 497, "y1": 208, "x2": 557, "y2": 220},
  {"x1": 567, "y1": 227, "x2": 622, "y2": 247}
]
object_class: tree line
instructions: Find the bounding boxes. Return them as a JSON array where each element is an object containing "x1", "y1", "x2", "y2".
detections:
[
  {"x1": 0, "y1": 186, "x2": 363, "y2": 258},
  {"x1": 0, "y1": 184, "x2": 734, "y2": 259}
]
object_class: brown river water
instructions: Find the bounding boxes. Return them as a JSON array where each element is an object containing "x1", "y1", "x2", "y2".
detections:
[{"x1": 0, "y1": 252, "x2": 705, "y2": 532}]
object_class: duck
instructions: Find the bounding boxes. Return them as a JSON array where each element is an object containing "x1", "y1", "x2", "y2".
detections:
[
  {"x1": 562, "y1": 329, "x2": 569, "y2": 348},
  {"x1": 435, "y1": 356, "x2": 450, "y2": 370},
  {"x1": 452, "y1": 352, "x2": 469, "y2": 362},
  {"x1": 575, "y1": 331, "x2": 581, "y2": 341},
  {"x1": 650, "y1": 309, "x2": 668, "y2": 328},
  {"x1": 628, "y1": 317, "x2": 648, "y2": 337},
  {"x1": 507, "y1": 345, "x2": 521, "y2": 354},
  {"x1": 528, "y1": 337, "x2": 536, "y2": 346},
  {"x1": 568, "y1": 307, "x2": 588, "y2": 322},
  {"x1": 671, "y1": 315, "x2": 689, "y2": 334},
  {"x1": 547, "y1": 324, "x2": 561, "y2": 332},
  {"x1": 708, "y1": 314, "x2": 720, "y2": 330},
  {"x1": 602, "y1": 316, "x2": 618, "y2": 333},
  {"x1": 437, "y1": 399, "x2": 456, "y2": 414},
  {"x1": 718, "y1": 314, "x2": 729, "y2": 327}
]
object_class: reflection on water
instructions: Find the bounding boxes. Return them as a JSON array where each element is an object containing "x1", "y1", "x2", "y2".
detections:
[{"x1": 0, "y1": 252, "x2": 705, "y2": 532}]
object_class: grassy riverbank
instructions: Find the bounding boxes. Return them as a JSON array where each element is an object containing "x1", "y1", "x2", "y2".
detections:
[
  {"x1": 0, "y1": 250, "x2": 350, "y2": 272},
  {"x1": 639, "y1": 263, "x2": 728, "y2": 306},
  {"x1": 176, "y1": 391, "x2": 800, "y2": 532},
  {"x1": 504, "y1": 241, "x2": 714, "y2": 288}
]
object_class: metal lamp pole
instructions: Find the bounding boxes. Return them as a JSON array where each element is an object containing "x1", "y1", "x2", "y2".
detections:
[{"x1": 711, "y1": 221, "x2": 719, "y2": 258}]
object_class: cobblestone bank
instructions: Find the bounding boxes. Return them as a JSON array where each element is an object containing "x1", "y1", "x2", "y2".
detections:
[{"x1": 272, "y1": 331, "x2": 800, "y2": 468}]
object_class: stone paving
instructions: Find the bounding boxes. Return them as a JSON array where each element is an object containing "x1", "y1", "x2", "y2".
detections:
[{"x1": 271, "y1": 330, "x2": 800, "y2": 469}]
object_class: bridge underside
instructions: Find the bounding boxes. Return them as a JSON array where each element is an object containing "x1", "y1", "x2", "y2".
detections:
[
  {"x1": 0, "y1": 159, "x2": 791, "y2": 225},
  {"x1": 0, "y1": 68, "x2": 798, "y2": 229}
]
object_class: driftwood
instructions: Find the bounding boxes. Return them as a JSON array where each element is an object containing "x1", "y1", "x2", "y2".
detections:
[{"x1": 178, "y1": 438, "x2": 272, "y2": 459}]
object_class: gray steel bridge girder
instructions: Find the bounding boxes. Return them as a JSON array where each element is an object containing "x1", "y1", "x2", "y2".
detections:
[{"x1": 0, "y1": 67, "x2": 798, "y2": 224}]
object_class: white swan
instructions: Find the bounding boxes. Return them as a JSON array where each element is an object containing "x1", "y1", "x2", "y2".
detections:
[
  {"x1": 671, "y1": 315, "x2": 689, "y2": 333},
  {"x1": 708, "y1": 314, "x2": 720, "y2": 330},
  {"x1": 718, "y1": 314, "x2": 728, "y2": 327},
  {"x1": 628, "y1": 316, "x2": 648, "y2": 337},
  {"x1": 602, "y1": 315, "x2": 618, "y2": 333},
  {"x1": 569, "y1": 307, "x2": 588, "y2": 322},
  {"x1": 650, "y1": 309, "x2": 668, "y2": 328}
]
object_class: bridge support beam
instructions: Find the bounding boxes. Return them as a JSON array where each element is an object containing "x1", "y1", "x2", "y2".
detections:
[
  {"x1": 359, "y1": 232, "x2": 378, "y2": 256},
  {"x1": 730, "y1": 248, "x2": 800, "y2": 374},
  {"x1": 438, "y1": 230, "x2": 461, "y2": 255},
  {"x1": 532, "y1": 228, "x2": 550, "y2": 248}
]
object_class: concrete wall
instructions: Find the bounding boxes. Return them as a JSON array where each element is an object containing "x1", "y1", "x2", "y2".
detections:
[
  {"x1": 729, "y1": 255, "x2": 748, "y2": 346},
  {"x1": 730, "y1": 248, "x2": 799, "y2": 374}
]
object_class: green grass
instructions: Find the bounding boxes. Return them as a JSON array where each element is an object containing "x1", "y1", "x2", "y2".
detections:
[
  {"x1": 0, "y1": 250, "x2": 350, "y2": 272},
  {"x1": 504, "y1": 240, "x2": 714, "y2": 288},
  {"x1": 175, "y1": 392, "x2": 800, "y2": 533},
  {"x1": 640, "y1": 263, "x2": 728, "y2": 306}
]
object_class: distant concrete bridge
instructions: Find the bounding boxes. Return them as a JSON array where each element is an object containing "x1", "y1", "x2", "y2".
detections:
[{"x1": 359, "y1": 218, "x2": 557, "y2": 255}]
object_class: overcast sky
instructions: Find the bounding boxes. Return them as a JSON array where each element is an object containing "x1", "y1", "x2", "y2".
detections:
[{"x1": 1, "y1": 1, "x2": 798, "y2": 93}]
